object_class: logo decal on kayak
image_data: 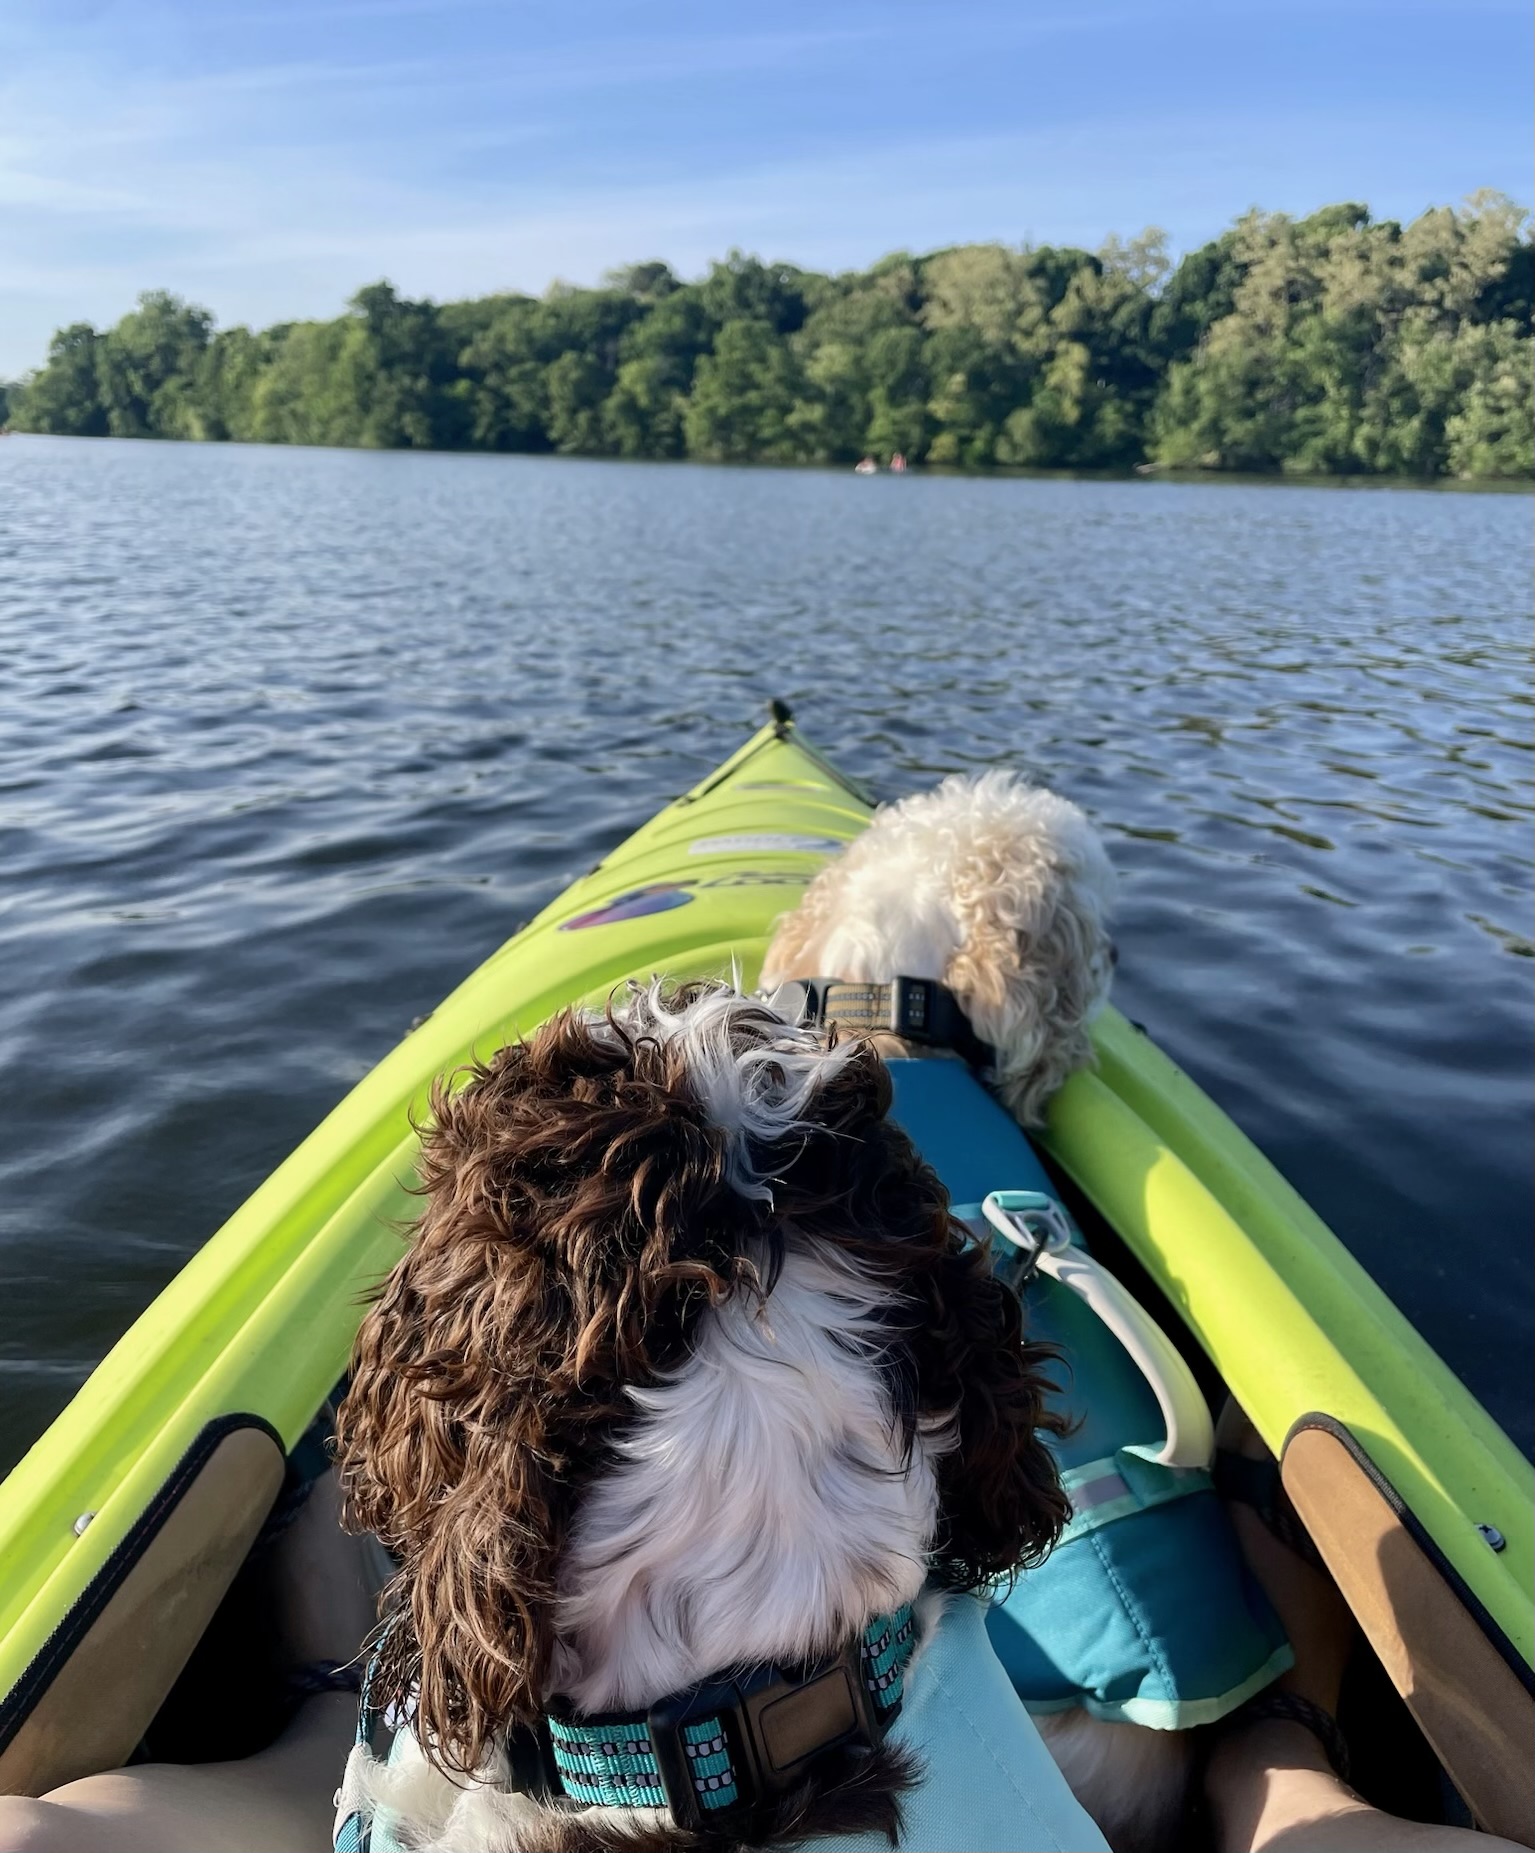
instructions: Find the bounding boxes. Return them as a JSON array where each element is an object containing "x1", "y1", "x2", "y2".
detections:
[
  {"x1": 688, "y1": 832, "x2": 846, "y2": 856},
  {"x1": 559, "y1": 885, "x2": 696, "y2": 931},
  {"x1": 695, "y1": 872, "x2": 809, "y2": 889},
  {"x1": 735, "y1": 781, "x2": 833, "y2": 793}
]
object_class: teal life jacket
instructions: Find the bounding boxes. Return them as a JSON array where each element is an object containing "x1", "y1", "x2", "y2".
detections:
[
  {"x1": 885, "y1": 1057, "x2": 1291, "y2": 1730},
  {"x1": 334, "y1": 1596, "x2": 1109, "y2": 1853}
]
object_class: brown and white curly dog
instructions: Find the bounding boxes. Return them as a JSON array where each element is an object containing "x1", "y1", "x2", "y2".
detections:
[{"x1": 334, "y1": 980, "x2": 1070, "y2": 1852}]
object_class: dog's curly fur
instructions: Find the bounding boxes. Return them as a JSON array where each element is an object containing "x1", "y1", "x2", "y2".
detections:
[
  {"x1": 761, "y1": 770, "x2": 1116, "y2": 1124},
  {"x1": 335, "y1": 981, "x2": 1068, "y2": 1850}
]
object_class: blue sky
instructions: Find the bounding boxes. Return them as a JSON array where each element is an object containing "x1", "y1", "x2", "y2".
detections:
[{"x1": 2, "y1": 0, "x2": 1531, "y2": 377}]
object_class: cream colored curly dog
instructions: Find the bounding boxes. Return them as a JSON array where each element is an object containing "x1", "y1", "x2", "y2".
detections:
[{"x1": 761, "y1": 769, "x2": 1117, "y2": 1123}]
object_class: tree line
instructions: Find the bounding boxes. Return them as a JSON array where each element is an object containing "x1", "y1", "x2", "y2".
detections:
[{"x1": 6, "y1": 194, "x2": 1531, "y2": 478}]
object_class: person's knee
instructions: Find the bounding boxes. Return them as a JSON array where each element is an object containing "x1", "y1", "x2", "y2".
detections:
[{"x1": 0, "y1": 1795, "x2": 109, "y2": 1853}]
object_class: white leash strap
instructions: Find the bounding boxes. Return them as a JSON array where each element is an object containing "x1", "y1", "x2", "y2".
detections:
[{"x1": 981, "y1": 1190, "x2": 1215, "y2": 1472}]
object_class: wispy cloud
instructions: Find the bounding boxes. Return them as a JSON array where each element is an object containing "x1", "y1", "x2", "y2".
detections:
[{"x1": 2, "y1": 0, "x2": 1528, "y2": 375}]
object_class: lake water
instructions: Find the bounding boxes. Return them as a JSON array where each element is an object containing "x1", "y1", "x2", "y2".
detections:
[{"x1": 1, "y1": 435, "x2": 1530, "y2": 1471}]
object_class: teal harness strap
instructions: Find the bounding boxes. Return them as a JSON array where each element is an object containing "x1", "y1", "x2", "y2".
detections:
[
  {"x1": 334, "y1": 1633, "x2": 392, "y2": 1853},
  {"x1": 333, "y1": 1802, "x2": 370, "y2": 1853}
]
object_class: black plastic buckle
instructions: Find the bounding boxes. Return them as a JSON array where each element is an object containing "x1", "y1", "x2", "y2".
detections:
[
  {"x1": 759, "y1": 978, "x2": 821, "y2": 1032},
  {"x1": 887, "y1": 976, "x2": 937, "y2": 1041},
  {"x1": 647, "y1": 1634, "x2": 885, "y2": 1832},
  {"x1": 503, "y1": 1713, "x2": 562, "y2": 1800},
  {"x1": 795, "y1": 978, "x2": 829, "y2": 1029}
]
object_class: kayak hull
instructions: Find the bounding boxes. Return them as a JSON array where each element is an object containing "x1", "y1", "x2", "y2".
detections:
[{"x1": 1, "y1": 717, "x2": 1529, "y2": 1795}]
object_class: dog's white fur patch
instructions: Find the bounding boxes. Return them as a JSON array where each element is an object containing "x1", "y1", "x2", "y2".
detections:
[
  {"x1": 593, "y1": 978, "x2": 858, "y2": 1202},
  {"x1": 554, "y1": 1229, "x2": 945, "y2": 1711},
  {"x1": 761, "y1": 770, "x2": 1116, "y2": 1124}
]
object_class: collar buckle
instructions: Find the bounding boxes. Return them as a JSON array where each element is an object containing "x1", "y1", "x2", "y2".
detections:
[
  {"x1": 503, "y1": 1712, "x2": 562, "y2": 1799},
  {"x1": 762, "y1": 975, "x2": 996, "y2": 1074},
  {"x1": 648, "y1": 1631, "x2": 885, "y2": 1832},
  {"x1": 887, "y1": 974, "x2": 937, "y2": 1040}
]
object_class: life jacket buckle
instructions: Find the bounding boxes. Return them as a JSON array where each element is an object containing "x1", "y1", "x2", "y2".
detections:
[{"x1": 981, "y1": 1189, "x2": 1075, "y2": 1282}]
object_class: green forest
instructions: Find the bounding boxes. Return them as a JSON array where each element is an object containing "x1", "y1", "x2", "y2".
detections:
[{"x1": 6, "y1": 193, "x2": 1531, "y2": 478}]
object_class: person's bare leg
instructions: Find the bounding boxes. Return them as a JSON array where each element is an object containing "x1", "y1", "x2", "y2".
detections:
[
  {"x1": 0, "y1": 1468, "x2": 379, "y2": 1853},
  {"x1": 1209, "y1": 1714, "x2": 1528, "y2": 1853},
  {"x1": 1206, "y1": 1405, "x2": 1529, "y2": 1853}
]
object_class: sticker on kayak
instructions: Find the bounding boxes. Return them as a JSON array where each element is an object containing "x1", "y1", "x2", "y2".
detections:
[
  {"x1": 735, "y1": 781, "x2": 833, "y2": 793},
  {"x1": 688, "y1": 832, "x2": 846, "y2": 856},
  {"x1": 696, "y1": 871, "x2": 809, "y2": 889},
  {"x1": 559, "y1": 885, "x2": 695, "y2": 931}
]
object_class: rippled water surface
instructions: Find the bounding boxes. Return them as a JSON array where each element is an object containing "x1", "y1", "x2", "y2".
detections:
[{"x1": 1, "y1": 435, "x2": 1531, "y2": 1468}]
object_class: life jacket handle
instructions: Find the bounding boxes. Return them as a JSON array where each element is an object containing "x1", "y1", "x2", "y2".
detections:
[{"x1": 980, "y1": 1190, "x2": 1216, "y2": 1472}]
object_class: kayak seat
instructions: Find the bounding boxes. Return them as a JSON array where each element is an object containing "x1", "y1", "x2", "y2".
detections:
[
  {"x1": 886, "y1": 1059, "x2": 1291, "y2": 1729},
  {"x1": 0, "y1": 1422, "x2": 286, "y2": 1795}
]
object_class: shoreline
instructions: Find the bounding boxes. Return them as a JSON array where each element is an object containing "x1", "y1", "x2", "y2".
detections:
[{"x1": 4, "y1": 430, "x2": 1530, "y2": 494}]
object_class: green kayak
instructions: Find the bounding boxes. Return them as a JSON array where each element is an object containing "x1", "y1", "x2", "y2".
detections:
[{"x1": 0, "y1": 714, "x2": 1529, "y2": 1834}]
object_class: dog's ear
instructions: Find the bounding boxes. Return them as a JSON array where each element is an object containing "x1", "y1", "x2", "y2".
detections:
[
  {"x1": 335, "y1": 1005, "x2": 753, "y2": 1779},
  {"x1": 914, "y1": 1217, "x2": 1072, "y2": 1582},
  {"x1": 942, "y1": 785, "x2": 1116, "y2": 1126}
]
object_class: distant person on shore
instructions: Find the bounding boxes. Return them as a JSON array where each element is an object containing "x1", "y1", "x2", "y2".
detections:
[{"x1": 890, "y1": 451, "x2": 907, "y2": 472}]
